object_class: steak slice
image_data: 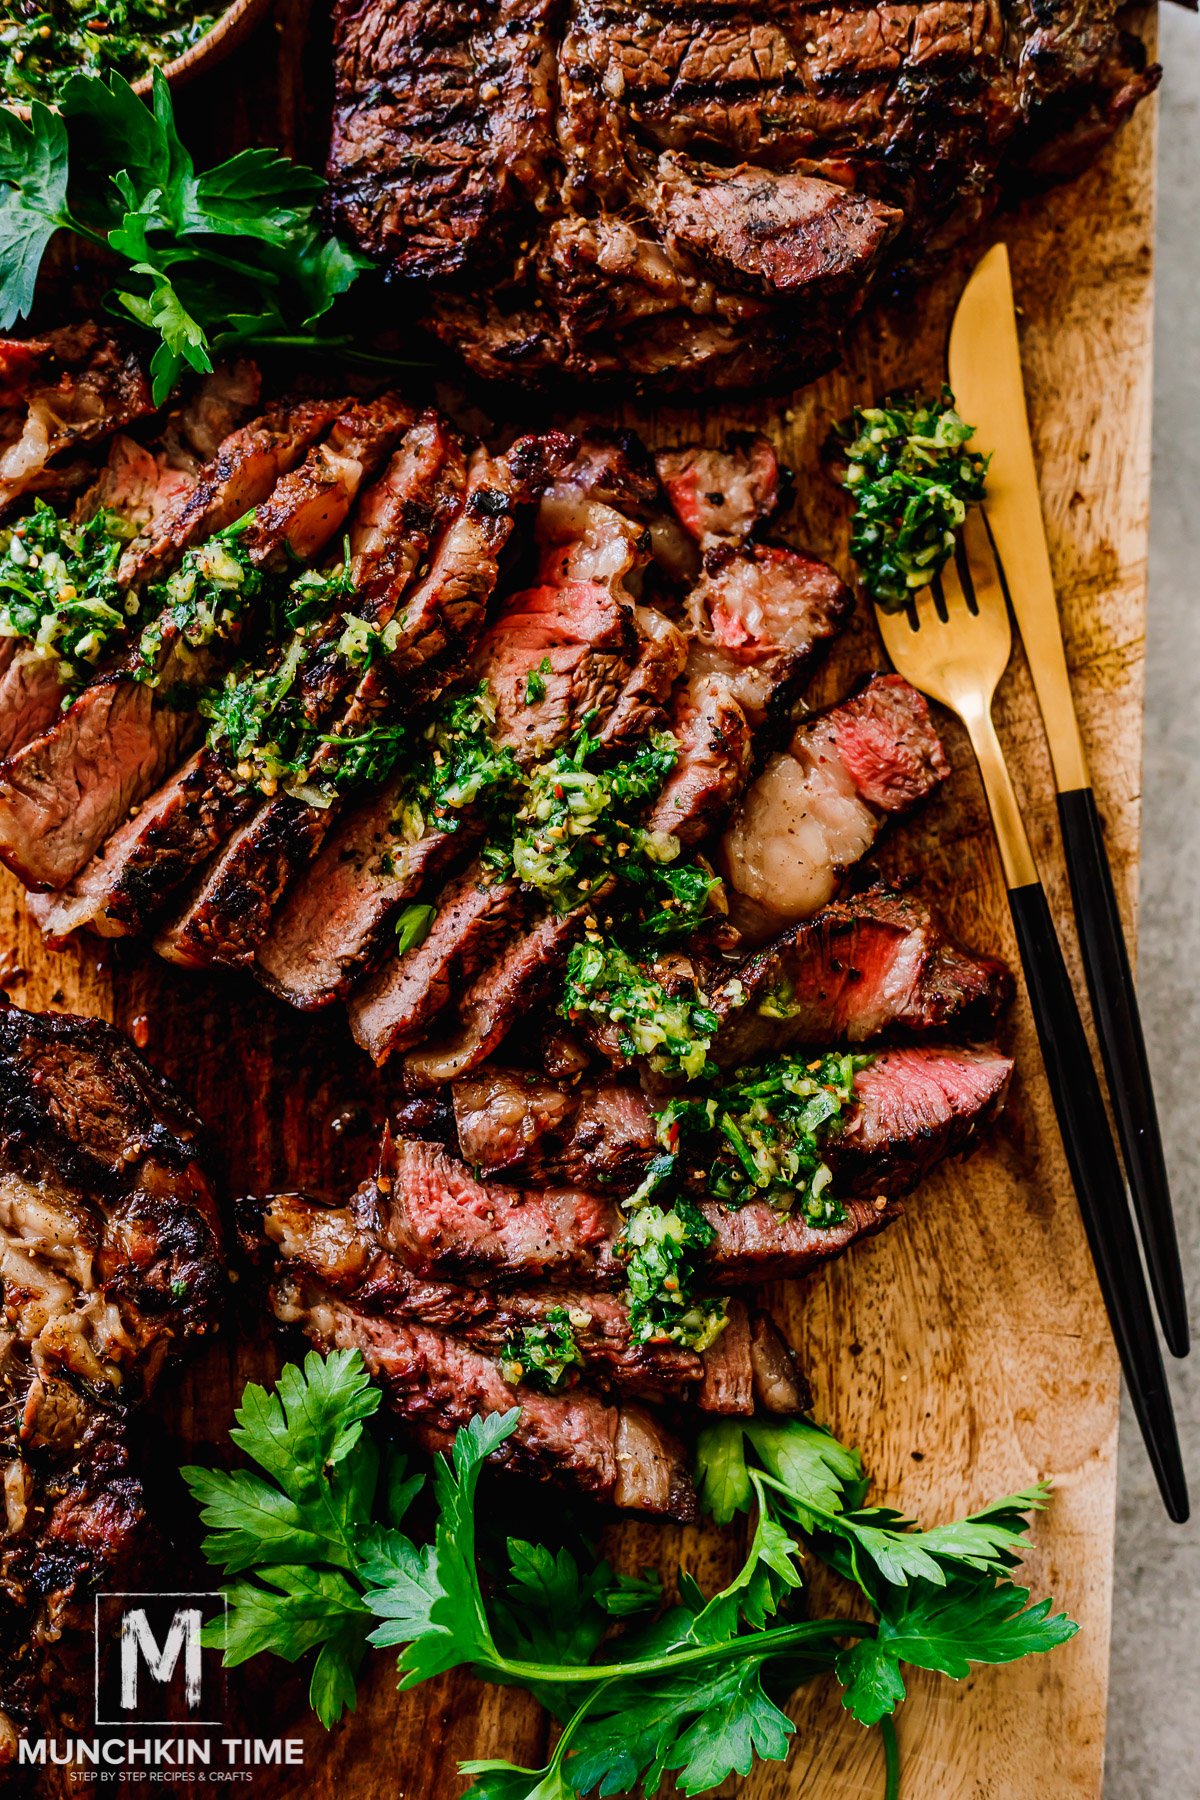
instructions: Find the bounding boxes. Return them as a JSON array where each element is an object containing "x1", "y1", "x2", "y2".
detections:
[
  {"x1": 655, "y1": 435, "x2": 780, "y2": 551},
  {"x1": 372, "y1": 1044, "x2": 1011, "y2": 1286},
  {"x1": 350, "y1": 867, "x2": 526, "y2": 1064},
  {"x1": 721, "y1": 673, "x2": 950, "y2": 936},
  {"x1": 257, "y1": 1188, "x2": 804, "y2": 1414},
  {"x1": 383, "y1": 432, "x2": 578, "y2": 678},
  {"x1": 273, "y1": 1276, "x2": 696, "y2": 1518},
  {"x1": 117, "y1": 391, "x2": 351, "y2": 588},
  {"x1": 711, "y1": 890, "x2": 1015, "y2": 1065},
  {"x1": 255, "y1": 785, "x2": 472, "y2": 1009},
  {"x1": 454, "y1": 1068, "x2": 657, "y2": 1187},
  {"x1": 370, "y1": 1132, "x2": 623, "y2": 1286},
  {"x1": 834, "y1": 1045, "x2": 1013, "y2": 1197},
  {"x1": 0, "y1": 1003, "x2": 224, "y2": 1760},
  {"x1": 28, "y1": 746, "x2": 259, "y2": 944},
  {"x1": 469, "y1": 579, "x2": 641, "y2": 761},
  {"x1": 681, "y1": 544, "x2": 853, "y2": 728},
  {"x1": 0, "y1": 395, "x2": 408, "y2": 891},
  {"x1": 160, "y1": 431, "x2": 576, "y2": 974},
  {"x1": 0, "y1": 324, "x2": 151, "y2": 515},
  {"x1": 402, "y1": 900, "x2": 592, "y2": 1088},
  {"x1": 641, "y1": 674, "x2": 752, "y2": 847}
]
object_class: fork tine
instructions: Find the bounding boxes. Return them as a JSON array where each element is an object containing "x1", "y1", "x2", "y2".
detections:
[{"x1": 961, "y1": 507, "x2": 1010, "y2": 623}]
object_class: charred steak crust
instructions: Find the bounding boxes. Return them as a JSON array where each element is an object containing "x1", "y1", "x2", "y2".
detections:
[
  {"x1": 327, "y1": 2, "x2": 1158, "y2": 389},
  {"x1": 0, "y1": 1004, "x2": 225, "y2": 1763}
]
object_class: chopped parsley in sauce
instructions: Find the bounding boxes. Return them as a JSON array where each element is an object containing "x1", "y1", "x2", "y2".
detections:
[
  {"x1": 499, "y1": 1309, "x2": 586, "y2": 1392},
  {"x1": 560, "y1": 940, "x2": 719, "y2": 1081},
  {"x1": 836, "y1": 389, "x2": 988, "y2": 609},
  {"x1": 2, "y1": 0, "x2": 217, "y2": 107},
  {"x1": 658, "y1": 1050, "x2": 871, "y2": 1227},
  {"x1": 0, "y1": 501, "x2": 136, "y2": 690}
]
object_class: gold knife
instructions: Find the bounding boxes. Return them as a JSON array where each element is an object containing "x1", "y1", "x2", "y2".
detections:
[{"x1": 948, "y1": 243, "x2": 1188, "y2": 1357}]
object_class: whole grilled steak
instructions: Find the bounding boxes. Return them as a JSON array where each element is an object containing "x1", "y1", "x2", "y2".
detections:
[
  {"x1": 328, "y1": 1, "x2": 1158, "y2": 388},
  {"x1": 0, "y1": 1004, "x2": 224, "y2": 1765}
]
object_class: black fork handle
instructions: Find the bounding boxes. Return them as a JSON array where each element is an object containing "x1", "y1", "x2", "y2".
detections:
[
  {"x1": 1008, "y1": 879, "x2": 1189, "y2": 1523},
  {"x1": 1057, "y1": 786, "x2": 1189, "y2": 1356}
]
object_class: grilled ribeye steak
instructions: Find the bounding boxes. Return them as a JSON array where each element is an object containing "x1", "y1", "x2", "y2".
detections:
[
  {"x1": 0, "y1": 1003, "x2": 224, "y2": 1763},
  {"x1": 329, "y1": 1, "x2": 1158, "y2": 388}
]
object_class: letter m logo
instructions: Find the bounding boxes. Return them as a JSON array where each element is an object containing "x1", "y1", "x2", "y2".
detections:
[
  {"x1": 95, "y1": 1592, "x2": 226, "y2": 1726},
  {"x1": 120, "y1": 1608, "x2": 202, "y2": 1710}
]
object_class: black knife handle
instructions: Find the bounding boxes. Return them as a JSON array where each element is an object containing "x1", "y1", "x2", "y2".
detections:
[
  {"x1": 1058, "y1": 786, "x2": 1189, "y2": 1357},
  {"x1": 1008, "y1": 879, "x2": 1189, "y2": 1522}
]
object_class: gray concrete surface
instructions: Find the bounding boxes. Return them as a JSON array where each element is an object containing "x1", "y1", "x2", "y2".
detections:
[{"x1": 1105, "y1": 10, "x2": 1200, "y2": 1796}]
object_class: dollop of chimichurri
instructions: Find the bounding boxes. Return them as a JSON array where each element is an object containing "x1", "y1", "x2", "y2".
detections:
[{"x1": 1, "y1": 0, "x2": 216, "y2": 107}]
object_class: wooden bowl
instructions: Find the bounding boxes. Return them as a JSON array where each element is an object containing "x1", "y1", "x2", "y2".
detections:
[{"x1": 131, "y1": 0, "x2": 274, "y2": 96}]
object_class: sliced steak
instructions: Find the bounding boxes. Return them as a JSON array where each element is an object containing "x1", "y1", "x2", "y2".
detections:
[
  {"x1": 117, "y1": 392, "x2": 352, "y2": 588},
  {"x1": 37, "y1": 412, "x2": 468, "y2": 946},
  {"x1": 655, "y1": 435, "x2": 780, "y2": 550},
  {"x1": 642, "y1": 674, "x2": 752, "y2": 846},
  {"x1": 0, "y1": 396, "x2": 409, "y2": 891},
  {"x1": 374, "y1": 1044, "x2": 1011, "y2": 1286},
  {"x1": 697, "y1": 1194, "x2": 903, "y2": 1284},
  {"x1": 257, "y1": 1187, "x2": 801, "y2": 1413},
  {"x1": 349, "y1": 868, "x2": 526, "y2": 1063},
  {"x1": 273, "y1": 1276, "x2": 696, "y2": 1517},
  {"x1": 720, "y1": 673, "x2": 949, "y2": 936},
  {"x1": 385, "y1": 431, "x2": 577, "y2": 677},
  {"x1": 682, "y1": 544, "x2": 853, "y2": 727},
  {"x1": 711, "y1": 890, "x2": 1015, "y2": 1065},
  {"x1": 0, "y1": 388, "x2": 329, "y2": 766},
  {"x1": 452, "y1": 1042, "x2": 1012, "y2": 1203},
  {"x1": 402, "y1": 900, "x2": 591, "y2": 1087},
  {"x1": 28, "y1": 747, "x2": 259, "y2": 944},
  {"x1": 368, "y1": 1132, "x2": 623, "y2": 1286},
  {"x1": 469, "y1": 579, "x2": 641, "y2": 762},
  {"x1": 834, "y1": 1045, "x2": 1013, "y2": 1198},
  {"x1": 0, "y1": 324, "x2": 151, "y2": 515}
]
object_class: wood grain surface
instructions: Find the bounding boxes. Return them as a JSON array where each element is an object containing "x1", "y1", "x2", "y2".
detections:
[{"x1": 0, "y1": 6, "x2": 1160, "y2": 1795}]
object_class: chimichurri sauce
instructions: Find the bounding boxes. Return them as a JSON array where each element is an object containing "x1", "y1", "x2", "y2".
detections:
[{"x1": 1, "y1": 0, "x2": 216, "y2": 106}]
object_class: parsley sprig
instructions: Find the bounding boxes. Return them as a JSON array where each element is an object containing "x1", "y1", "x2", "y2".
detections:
[
  {"x1": 0, "y1": 71, "x2": 401, "y2": 403},
  {"x1": 183, "y1": 1351, "x2": 1078, "y2": 1797}
]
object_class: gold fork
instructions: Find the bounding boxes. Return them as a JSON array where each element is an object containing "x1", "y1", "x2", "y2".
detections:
[{"x1": 875, "y1": 509, "x2": 1188, "y2": 1523}]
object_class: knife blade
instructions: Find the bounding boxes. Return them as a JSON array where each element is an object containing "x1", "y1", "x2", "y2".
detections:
[
  {"x1": 947, "y1": 242, "x2": 1089, "y2": 790},
  {"x1": 947, "y1": 241, "x2": 1189, "y2": 1357}
]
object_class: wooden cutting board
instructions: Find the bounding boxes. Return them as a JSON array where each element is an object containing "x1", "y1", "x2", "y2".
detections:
[{"x1": 1, "y1": 7, "x2": 1160, "y2": 1795}]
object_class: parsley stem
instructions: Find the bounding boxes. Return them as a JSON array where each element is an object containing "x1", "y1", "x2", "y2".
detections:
[
  {"x1": 880, "y1": 1714, "x2": 900, "y2": 1800},
  {"x1": 487, "y1": 1616, "x2": 876, "y2": 1687},
  {"x1": 241, "y1": 334, "x2": 432, "y2": 370}
]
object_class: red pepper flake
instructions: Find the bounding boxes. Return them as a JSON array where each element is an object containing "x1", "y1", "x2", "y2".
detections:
[{"x1": 131, "y1": 1014, "x2": 151, "y2": 1050}]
